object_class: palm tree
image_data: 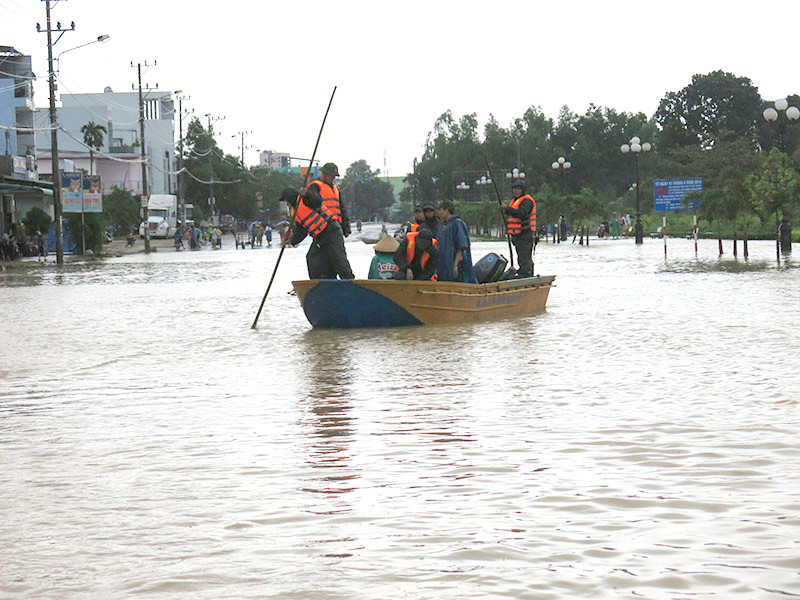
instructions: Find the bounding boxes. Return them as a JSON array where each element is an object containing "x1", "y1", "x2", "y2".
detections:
[{"x1": 80, "y1": 121, "x2": 107, "y2": 175}]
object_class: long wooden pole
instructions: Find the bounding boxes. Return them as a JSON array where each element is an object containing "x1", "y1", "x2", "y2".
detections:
[
  {"x1": 251, "y1": 86, "x2": 337, "y2": 329},
  {"x1": 483, "y1": 157, "x2": 515, "y2": 269}
]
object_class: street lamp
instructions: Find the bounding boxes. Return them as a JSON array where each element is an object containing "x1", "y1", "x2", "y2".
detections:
[
  {"x1": 620, "y1": 136, "x2": 651, "y2": 244},
  {"x1": 55, "y1": 34, "x2": 110, "y2": 72},
  {"x1": 763, "y1": 98, "x2": 800, "y2": 153},
  {"x1": 505, "y1": 167, "x2": 526, "y2": 182},
  {"x1": 456, "y1": 180, "x2": 471, "y2": 200},
  {"x1": 551, "y1": 156, "x2": 571, "y2": 191}
]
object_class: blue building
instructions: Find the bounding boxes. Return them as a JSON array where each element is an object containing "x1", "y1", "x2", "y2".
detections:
[{"x1": 0, "y1": 45, "x2": 52, "y2": 237}]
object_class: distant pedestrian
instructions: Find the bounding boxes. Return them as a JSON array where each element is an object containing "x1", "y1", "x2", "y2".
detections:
[{"x1": 265, "y1": 223, "x2": 273, "y2": 247}]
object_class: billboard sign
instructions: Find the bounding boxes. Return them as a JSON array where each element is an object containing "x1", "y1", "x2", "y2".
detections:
[
  {"x1": 654, "y1": 178, "x2": 704, "y2": 211},
  {"x1": 61, "y1": 171, "x2": 83, "y2": 213},
  {"x1": 82, "y1": 175, "x2": 102, "y2": 213}
]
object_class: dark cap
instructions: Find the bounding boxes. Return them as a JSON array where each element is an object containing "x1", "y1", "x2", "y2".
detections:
[
  {"x1": 511, "y1": 180, "x2": 526, "y2": 190},
  {"x1": 280, "y1": 187, "x2": 299, "y2": 205},
  {"x1": 422, "y1": 203, "x2": 435, "y2": 211},
  {"x1": 321, "y1": 162, "x2": 339, "y2": 176},
  {"x1": 414, "y1": 206, "x2": 423, "y2": 213}
]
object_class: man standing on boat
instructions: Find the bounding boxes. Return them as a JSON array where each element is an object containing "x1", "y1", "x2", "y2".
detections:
[
  {"x1": 435, "y1": 200, "x2": 477, "y2": 283},
  {"x1": 504, "y1": 180, "x2": 536, "y2": 278},
  {"x1": 280, "y1": 186, "x2": 354, "y2": 280},
  {"x1": 301, "y1": 163, "x2": 351, "y2": 239}
]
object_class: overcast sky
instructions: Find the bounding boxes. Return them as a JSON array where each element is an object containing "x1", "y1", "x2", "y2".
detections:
[{"x1": 3, "y1": 0, "x2": 797, "y2": 177}]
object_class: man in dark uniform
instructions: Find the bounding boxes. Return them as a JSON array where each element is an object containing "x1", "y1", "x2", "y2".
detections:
[
  {"x1": 301, "y1": 163, "x2": 351, "y2": 238},
  {"x1": 503, "y1": 180, "x2": 536, "y2": 278},
  {"x1": 421, "y1": 203, "x2": 438, "y2": 233},
  {"x1": 281, "y1": 187, "x2": 354, "y2": 280}
]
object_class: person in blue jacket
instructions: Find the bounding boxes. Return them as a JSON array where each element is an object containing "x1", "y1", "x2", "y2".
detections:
[{"x1": 435, "y1": 199, "x2": 477, "y2": 283}]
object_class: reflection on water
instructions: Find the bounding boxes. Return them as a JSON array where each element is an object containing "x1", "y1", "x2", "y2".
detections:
[{"x1": 2, "y1": 237, "x2": 800, "y2": 598}]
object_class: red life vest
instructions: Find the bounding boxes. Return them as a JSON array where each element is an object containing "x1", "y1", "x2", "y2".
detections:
[
  {"x1": 406, "y1": 231, "x2": 438, "y2": 279},
  {"x1": 309, "y1": 179, "x2": 342, "y2": 222},
  {"x1": 506, "y1": 193, "x2": 537, "y2": 235},
  {"x1": 292, "y1": 196, "x2": 334, "y2": 237}
]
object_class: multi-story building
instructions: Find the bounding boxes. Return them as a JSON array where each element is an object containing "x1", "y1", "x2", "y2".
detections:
[
  {"x1": 0, "y1": 46, "x2": 51, "y2": 236},
  {"x1": 35, "y1": 87, "x2": 177, "y2": 197},
  {"x1": 259, "y1": 150, "x2": 291, "y2": 170}
]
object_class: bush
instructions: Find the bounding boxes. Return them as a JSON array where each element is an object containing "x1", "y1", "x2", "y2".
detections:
[{"x1": 22, "y1": 207, "x2": 52, "y2": 237}]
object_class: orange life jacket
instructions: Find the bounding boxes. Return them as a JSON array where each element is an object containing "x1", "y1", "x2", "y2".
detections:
[
  {"x1": 292, "y1": 195, "x2": 334, "y2": 237},
  {"x1": 406, "y1": 231, "x2": 438, "y2": 280},
  {"x1": 408, "y1": 222, "x2": 420, "y2": 234},
  {"x1": 309, "y1": 179, "x2": 342, "y2": 222},
  {"x1": 506, "y1": 193, "x2": 537, "y2": 235}
]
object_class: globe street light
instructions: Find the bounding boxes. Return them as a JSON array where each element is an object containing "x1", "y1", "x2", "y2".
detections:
[
  {"x1": 620, "y1": 136, "x2": 651, "y2": 244},
  {"x1": 551, "y1": 156, "x2": 571, "y2": 191},
  {"x1": 505, "y1": 167, "x2": 526, "y2": 182},
  {"x1": 763, "y1": 98, "x2": 800, "y2": 153}
]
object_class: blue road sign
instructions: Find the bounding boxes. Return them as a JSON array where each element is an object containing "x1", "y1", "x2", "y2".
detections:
[{"x1": 654, "y1": 178, "x2": 703, "y2": 211}]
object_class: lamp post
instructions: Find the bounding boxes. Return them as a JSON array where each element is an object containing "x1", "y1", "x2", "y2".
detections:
[
  {"x1": 620, "y1": 136, "x2": 651, "y2": 244},
  {"x1": 763, "y1": 98, "x2": 800, "y2": 153},
  {"x1": 763, "y1": 99, "x2": 799, "y2": 253},
  {"x1": 455, "y1": 180, "x2": 471, "y2": 201},
  {"x1": 55, "y1": 34, "x2": 109, "y2": 72},
  {"x1": 551, "y1": 156, "x2": 571, "y2": 190}
]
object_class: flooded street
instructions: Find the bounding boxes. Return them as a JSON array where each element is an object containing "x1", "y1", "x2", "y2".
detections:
[{"x1": 2, "y1": 234, "x2": 799, "y2": 599}]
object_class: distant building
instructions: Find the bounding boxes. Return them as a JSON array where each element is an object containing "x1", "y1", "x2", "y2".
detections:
[
  {"x1": 259, "y1": 150, "x2": 290, "y2": 170},
  {"x1": 0, "y1": 46, "x2": 51, "y2": 236},
  {"x1": 35, "y1": 87, "x2": 177, "y2": 197}
]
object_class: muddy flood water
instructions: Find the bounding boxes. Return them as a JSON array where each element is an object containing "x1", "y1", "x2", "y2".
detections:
[{"x1": 1, "y1": 231, "x2": 799, "y2": 599}]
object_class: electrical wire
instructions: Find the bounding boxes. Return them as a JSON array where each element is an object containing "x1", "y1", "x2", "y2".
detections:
[
  {"x1": 0, "y1": 123, "x2": 58, "y2": 132},
  {"x1": 0, "y1": 69, "x2": 36, "y2": 79},
  {"x1": 58, "y1": 127, "x2": 145, "y2": 164}
]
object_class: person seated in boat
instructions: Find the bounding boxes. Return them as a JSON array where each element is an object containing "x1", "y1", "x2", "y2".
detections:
[
  {"x1": 421, "y1": 203, "x2": 438, "y2": 233},
  {"x1": 367, "y1": 235, "x2": 403, "y2": 280},
  {"x1": 394, "y1": 227, "x2": 438, "y2": 281},
  {"x1": 280, "y1": 187, "x2": 354, "y2": 280},
  {"x1": 405, "y1": 206, "x2": 425, "y2": 235},
  {"x1": 434, "y1": 200, "x2": 477, "y2": 284}
]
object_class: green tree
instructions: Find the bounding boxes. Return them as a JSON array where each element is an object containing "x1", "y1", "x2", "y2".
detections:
[
  {"x1": 103, "y1": 187, "x2": 140, "y2": 234},
  {"x1": 80, "y1": 121, "x2": 107, "y2": 175},
  {"x1": 22, "y1": 206, "x2": 52, "y2": 237},
  {"x1": 340, "y1": 160, "x2": 394, "y2": 220},
  {"x1": 747, "y1": 148, "x2": 800, "y2": 231},
  {"x1": 654, "y1": 71, "x2": 761, "y2": 149}
]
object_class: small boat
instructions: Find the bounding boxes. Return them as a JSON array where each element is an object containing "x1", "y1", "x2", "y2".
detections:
[{"x1": 291, "y1": 276, "x2": 555, "y2": 328}]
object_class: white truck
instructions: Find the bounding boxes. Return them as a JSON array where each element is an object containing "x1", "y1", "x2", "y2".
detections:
[{"x1": 139, "y1": 194, "x2": 177, "y2": 238}]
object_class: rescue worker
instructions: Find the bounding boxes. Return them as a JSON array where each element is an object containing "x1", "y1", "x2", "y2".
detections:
[
  {"x1": 280, "y1": 186, "x2": 354, "y2": 280},
  {"x1": 406, "y1": 206, "x2": 425, "y2": 234},
  {"x1": 394, "y1": 227, "x2": 439, "y2": 281},
  {"x1": 503, "y1": 180, "x2": 536, "y2": 278},
  {"x1": 300, "y1": 162, "x2": 351, "y2": 237}
]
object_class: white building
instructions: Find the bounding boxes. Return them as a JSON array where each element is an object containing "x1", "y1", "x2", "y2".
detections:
[
  {"x1": 35, "y1": 87, "x2": 176, "y2": 197},
  {"x1": 259, "y1": 150, "x2": 290, "y2": 170}
]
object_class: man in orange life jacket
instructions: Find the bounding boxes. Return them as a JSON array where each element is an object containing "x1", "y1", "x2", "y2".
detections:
[
  {"x1": 394, "y1": 227, "x2": 438, "y2": 280},
  {"x1": 280, "y1": 181, "x2": 354, "y2": 280},
  {"x1": 503, "y1": 180, "x2": 536, "y2": 278},
  {"x1": 301, "y1": 162, "x2": 351, "y2": 238}
]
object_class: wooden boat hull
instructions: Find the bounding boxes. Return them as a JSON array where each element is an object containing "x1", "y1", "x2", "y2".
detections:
[{"x1": 292, "y1": 276, "x2": 555, "y2": 328}]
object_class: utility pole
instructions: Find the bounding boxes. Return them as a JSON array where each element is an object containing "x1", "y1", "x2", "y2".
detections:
[
  {"x1": 175, "y1": 92, "x2": 191, "y2": 230},
  {"x1": 38, "y1": 1, "x2": 75, "y2": 265},
  {"x1": 132, "y1": 60, "x2": 157, "y2": 252},
  {"x1": 233, "y1": 130, "x2": 252, "y2": 169},
  {"x1": 205, "y1": 113, "x2": 224, "y2": 225}
]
